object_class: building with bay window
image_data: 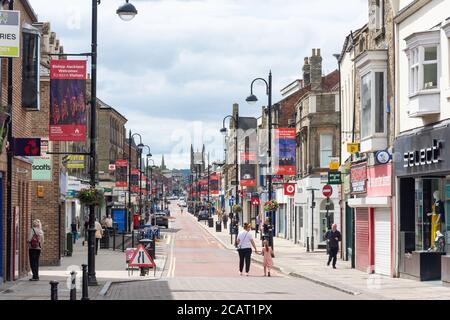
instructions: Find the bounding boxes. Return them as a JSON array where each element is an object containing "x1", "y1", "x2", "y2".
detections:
[{"x1": 393, "y1": 0, "x2": 450, "y2": 283}]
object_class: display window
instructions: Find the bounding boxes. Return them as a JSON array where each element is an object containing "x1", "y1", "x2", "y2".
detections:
[{"x1": 415, "y1": 178, "x2": 446, "y2": 252}]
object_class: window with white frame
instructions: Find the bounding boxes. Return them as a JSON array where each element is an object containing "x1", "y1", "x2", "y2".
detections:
[
  {"x1": 405, "y1": 30, "x2": 440, "y2": 96},
  {"x1": 360, "y1": 70, "x2": 386, "y2": 139},
  {"x1": 319, "y1": 134, "x2": 333, "y2": 168}
]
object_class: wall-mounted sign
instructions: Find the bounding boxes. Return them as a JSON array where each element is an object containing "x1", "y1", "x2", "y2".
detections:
[
  {"x1": 32, "y1": 158, "x2": 52, "y2": 181},
  {"x1": 350, "y1": 162, "x2": 367, "y2": 194},
  {"x1": 367, "y1": 163, "x2": 392, "y2": 197},
  {"x1": 0, "y1": 10, "x2": 20, "y2": 58},
  {"x1": 403, "y1": 139, "x2": 442, "y2": 168},
  {"x1": 375, "y1": 150, "x2": 391, "y2": 164}
]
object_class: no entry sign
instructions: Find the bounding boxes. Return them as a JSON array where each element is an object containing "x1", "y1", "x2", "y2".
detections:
[{"x1": 322, "y1": 184, "x2": 333, "y2": 198}]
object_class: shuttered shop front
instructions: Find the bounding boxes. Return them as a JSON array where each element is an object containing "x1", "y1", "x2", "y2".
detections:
[
  {"x1": 355, "y1": 208, "x2": 369, "y2": 272},
  {"x1": 374, "y1": 208, "x2": 391, "y2": 276}
]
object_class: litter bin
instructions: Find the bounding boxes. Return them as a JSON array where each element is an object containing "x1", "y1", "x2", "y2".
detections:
[
  {"x1": 208, "y1": 218, "x2": 214, "y2": 228},
  {"x1": 139, "y1": 239, "x2": 155, "y2": 260},
  {"x1": 215, "y1": 221, "x2": 222, "y2": 232},
  {"x1": 100, "y1": 229, "x2": 110, "y2": 249},
  {"x1": 66, "y1": 233, "x2": 73, "y2": 256}
]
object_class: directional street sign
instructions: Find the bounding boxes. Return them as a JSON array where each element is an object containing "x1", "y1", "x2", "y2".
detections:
[
  {"x1": 328, "y1": 171, "x2": 342, "y2": 185},
  {"x1": 128, "y1": 244, "x2": 156, "y2": 267}
]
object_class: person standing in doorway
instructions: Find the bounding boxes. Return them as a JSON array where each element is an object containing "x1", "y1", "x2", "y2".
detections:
[
  {"x1": 235, "y1": 222, "x2": 258, "y2": 276},
  {"x1": 95, "y1": 219, "x2": 103, "y2": 255},
  {"x1": 28, "y1": 219, "x2": 44, "y2": 281},
  {"x1": 324, "y1": 223, "x2": 341, "y2": 269}
]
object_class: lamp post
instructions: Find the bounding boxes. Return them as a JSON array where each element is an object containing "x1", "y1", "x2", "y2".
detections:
[
  {"x1": 128, "y1": 131, "x2": 143, "y2": 233},
  {"x1": 306, "y1": 187, "x2": 319, "y2": 252},
  {"x1": 246, "y1": 72, "x2": 273, "y2": 253},
  {"x1": 221, "y1": 115, "x2": 239, "y2": 235},
  {"x1": 142, "y1": 145, "x2": 152, "y2": 216},
  {"x1": 87, "y1": 0, "x2": 138, "y2": 286}
]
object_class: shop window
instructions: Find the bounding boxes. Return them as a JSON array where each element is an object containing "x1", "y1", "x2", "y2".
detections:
[
  {"x1": 319, "y1": 134, "x2": 333, "y2": 168},
  {"x1": 22, "y1": 29, "x2": 40, "y2": 110}
]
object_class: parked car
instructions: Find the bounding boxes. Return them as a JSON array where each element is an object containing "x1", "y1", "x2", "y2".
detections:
[{"x1": 154, "y1": 212, "x2": 169, "y2": 228}]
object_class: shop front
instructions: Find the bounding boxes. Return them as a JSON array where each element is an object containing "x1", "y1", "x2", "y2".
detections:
[
  {"x1": 348, "y1": 162, "x2": 393, "y2": 275},
  {"x1": 394, "y1": 123, "x2": 450, "y2": 281}
]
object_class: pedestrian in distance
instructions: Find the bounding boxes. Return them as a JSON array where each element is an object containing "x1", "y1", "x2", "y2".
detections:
[
  {"x1": 255, "y1": 215, "x2": 261, "y2": 239},
  {"x1": 95, "y1": 219, "x2": 103, "y2": 255},
  {"x1": 261, "y1": 240, "x2": 273, "y2": 277},
  {"x1": 235, "y1": 222, "x2": 258, "y2": 276},
  {"x1": 71, "y1": 219, "x2": 78, "y2": 244},
  {"x1": 222, "y1": 212, "x2": 228, "y2": 229},
  {"x1": 324, "y1": 223, "x2": 342, "y2": 269},
  {"x1": 28, "y1": 219, "x2": 44, "y2": 281},
  {"x1": 82, "y1": 213, "x2": 89, "y2": 246}
]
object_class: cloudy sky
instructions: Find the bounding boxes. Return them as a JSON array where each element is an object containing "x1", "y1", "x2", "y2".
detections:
[{"x1": 29, "y1": 0, "x2": 368, "y2": 169}]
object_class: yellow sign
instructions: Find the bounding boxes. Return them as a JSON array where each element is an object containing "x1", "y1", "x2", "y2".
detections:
[
  {"x1": 329, "y1": 158, "x2": 340, "y2": 171},
  {"x1": 66, "y1": 155, "x2": 85, "y2": 169},
  {"x1": 347, "y1": 143, "x2": 360, "y2": 154}
]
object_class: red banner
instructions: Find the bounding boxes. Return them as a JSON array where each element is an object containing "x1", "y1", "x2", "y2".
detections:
[
  {"x1": 115, "y1": 160, "x2": 128, "y2": 187},
  {"x1": 49, "y1": 60, "x2": 87, "y2": 141}
]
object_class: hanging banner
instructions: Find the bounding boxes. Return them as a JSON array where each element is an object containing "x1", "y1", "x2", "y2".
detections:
[
  {"x1": 0, "y1": 10, "x2": 20, "y2": 58},
  {"x1": 240, "y1": 151, "x2": 256, "y2": 187},
  {"x1": 115, "y1": 160, "x2": 128, "y2": 187},
  {"x1": 210, "y1": 173, "x2": 219, "y2": 195},
  {"x1": 273, "y1": 128, "x2": 296, "y2": 175},
  {"x1": 49, "y1": 60, "x2": 87, "y2": 141},
  {"x1": 130, "y1": 169, "x2": 140, "y2": 193}
]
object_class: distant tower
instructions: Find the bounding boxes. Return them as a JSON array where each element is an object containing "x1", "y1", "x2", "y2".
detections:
[{"x1": 161, "y1": 154, "x2": 167, "y2": 170}]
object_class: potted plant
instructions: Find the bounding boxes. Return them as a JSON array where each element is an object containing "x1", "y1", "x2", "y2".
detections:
[
  {"x1": 77, "y1": 188, "x2": 104, "y2": 207},
  {"x1": 264, "y1": 200, "x2": 279, "y2": 212},
  {"x1": 232, "y1": 204, "x2": 242, "y2": 213}
]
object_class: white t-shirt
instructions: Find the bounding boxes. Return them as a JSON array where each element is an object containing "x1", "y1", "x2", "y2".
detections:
[{"x1": 237, "y1": 230, "x2": 253, "y2": 249}]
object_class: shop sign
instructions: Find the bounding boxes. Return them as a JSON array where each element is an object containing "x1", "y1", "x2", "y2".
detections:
[
  {"x1": 66, "y1": 155, "x2": 85, "y2": 169},
  {"x1": 329, "y1": 158, "x2": 340, "y2": 171},
  {"x1": 0, "y1": 10, "x2": 20, "y2": 58},
  {"x1": 367, "y1": 163, "x2": 392, "y2": 197},
  {"x1": 403, "y1": 139, "x2": 442, "y2": 168},
  {"x1": 347, "y1": 143, "x2": 359, "y2": 154},
  {"x1": 32, "y1": 158, "x2": 52, "y2": 181},
  {"x1": 328, "y1": 171, "x2": 342, "y2": 185},
  {"x1": 350, "y1": 163, "x2": 367, "y2": 194}
]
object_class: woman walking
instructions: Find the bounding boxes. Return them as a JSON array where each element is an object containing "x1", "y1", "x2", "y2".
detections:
[
  {"x1": 28, "y1": 219, "x2": 44, "y2": 281},
  {"x1": 262, "y1": 240, "x2": 273, "y2": 277},
  {"x1": 235, "y1": 222, "x2": 258, "y2": 276},
  {"x1": 222, "y1": 212, "x2": 228, "y2": 229}
]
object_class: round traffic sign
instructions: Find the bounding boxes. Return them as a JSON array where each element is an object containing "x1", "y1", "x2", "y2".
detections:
[{"x1": 322, "y1": 184, "x2": 333, "y2": 198}]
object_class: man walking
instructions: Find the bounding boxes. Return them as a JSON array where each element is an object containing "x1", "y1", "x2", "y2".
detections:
[{"x1": 324, "y1": 223, "x2": 341, "y2": 269}]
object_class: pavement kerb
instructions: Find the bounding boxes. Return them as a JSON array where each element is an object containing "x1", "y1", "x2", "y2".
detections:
[{"x1": 194, "y1": 215, "x2": 362, "y2": 296}]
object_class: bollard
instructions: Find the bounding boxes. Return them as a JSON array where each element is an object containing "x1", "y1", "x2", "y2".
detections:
[
  {"x1": 70, "y1": 271, "x2": 77, "y2": 300},
  {"x1": 132, "y1": 230, "x2": 134, "y2": 249},
  {"x1": 113, "y1": 227, "x2": 116, "y2": 251},
  {"x1": 50, "y1": 281, "x2": 59, "y2": 300},
  {"x1": 81, "y1": 264, "x2": 89, "y2": 300},
  {"x1": 122, "y1": 231, "x2": 125, "y2": 252}
]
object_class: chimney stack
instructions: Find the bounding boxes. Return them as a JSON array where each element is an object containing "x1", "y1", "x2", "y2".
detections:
[
  {"x1": 310, "y1": 48, "x2": 322, "y2": 91},
  {"x1": 302, "y1": 57, "x2": 310, "y2": 86}
]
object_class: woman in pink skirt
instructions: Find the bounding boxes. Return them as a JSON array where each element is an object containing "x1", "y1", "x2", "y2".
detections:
[{"x1": 262, "y1": 240, "x2": 273, "y2": 276}]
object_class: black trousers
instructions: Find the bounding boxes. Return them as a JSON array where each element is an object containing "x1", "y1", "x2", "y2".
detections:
[
  {"x1": 238, "y1": 248, "x2": 252, "y2": 273},
  {"x1": 29, "y1": 249, "x2": 41, "y2": 279},
  {"x1": 328, "y1": 247, "x2": 338, "y2": 267},
  {"x1": 95, "y1": 238, "x2": 100, "y2": 255}
]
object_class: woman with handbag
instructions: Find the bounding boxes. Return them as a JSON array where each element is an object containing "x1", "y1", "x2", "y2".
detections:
[
  {"x1": 28, "y1": 219, "x2": 44, "y2": 281},
  {"x1": 235, "y1": 223, "x2": 258, "y2": 276}
]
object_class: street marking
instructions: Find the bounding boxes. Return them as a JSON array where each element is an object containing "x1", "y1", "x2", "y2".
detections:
[
  {"x1": 168, "y1": 257, "x2": 176, "y2": 278},
  {"x1": 166, "y1": 234, "x2": 171, "y2": 245},
  {"x1": 166, "y1": 232, "x2": 175, "y2": 278}
]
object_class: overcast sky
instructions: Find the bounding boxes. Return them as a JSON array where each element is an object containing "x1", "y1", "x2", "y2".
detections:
[{"x1": 29, "y1": 0, "x2": 368, "y2": 169}]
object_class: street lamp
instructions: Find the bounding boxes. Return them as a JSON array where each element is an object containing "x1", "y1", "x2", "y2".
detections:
[
  {"x1": 116, "y1": 0, "x2": 138, "y2": 21},
  {"x1": 221, "y1": 115, "x2": 240, "y2": 233},
  {"x1": 246, "y1": 72, "x2": 273, "y2": 253},
  {"x1": 128, "y1": 131, "x2": 143, "y2": 233},
  {"x1": 142, "y1": 145, "x2": 152, "y2": 217},
  {"x1": 86, "y1": 0, "x2": 138, "y2": 286}
]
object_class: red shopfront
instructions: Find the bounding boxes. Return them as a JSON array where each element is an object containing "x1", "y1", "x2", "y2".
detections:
[{"x1": 349, "y1": 162, "x2": 392, "y2": 276}]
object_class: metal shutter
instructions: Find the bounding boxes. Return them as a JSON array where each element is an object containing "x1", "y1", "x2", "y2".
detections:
[
  {"x1": 355, "y1": 208, "x2": 369, "y2": 273},
  {"x1": 374, "y1": 208, "x2": 391, "y2": 276}
]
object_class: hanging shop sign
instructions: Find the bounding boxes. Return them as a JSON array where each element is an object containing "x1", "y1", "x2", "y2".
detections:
[
  {"x1": 32, "y1": 158, "x2": 52, "y2": 181},
  {"x1": 12, "y1": 138, "x2": 41, "y2": 157},
  {"x1": 66, "y1": 155, "x2": 85, "y2": 169},
  {"x1": 0, "y1": 10, "x2": 20, "y2": 58},
  {"x1": 328, "y1": 171, "x2": 342, "y2": 185},
  {"x1": 350, "y1": 162, "x2": 367, "y2": 195},
  {"x1": 284, "y1": 183, "x2": 295, "y2": 197},
  {"x1": 329, "y1": 158, "x2": 340, "y2": 171},
  {"x1": 273, "y1": 128, "x2": 296, "y2": 175},
  {"x1": 375, "y1": 150, "x2": 391, "y2": 165},
  {"x1": 347, "y1": 143, "x2": 360, "y2": 154},
  {"x1": 115, "y1": 160, "x2": 128, "y2": 188},
  {"x1": 49, "y1": 60, "x2": 87, "y2": 141}
]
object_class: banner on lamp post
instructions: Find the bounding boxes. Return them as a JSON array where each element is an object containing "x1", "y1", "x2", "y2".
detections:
[
  {"x1": 115, "y1": 160, "x2": 128, "y2": 188},
  {"x1": 273, "y1": 128, "x2": 296, "y2": 175},
  {"x1": 0, "y1": 10, "x2": 20, "y2": 58},
  {"x1": 49, "y1": 60, "x2": 87, "y2": 141}
]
